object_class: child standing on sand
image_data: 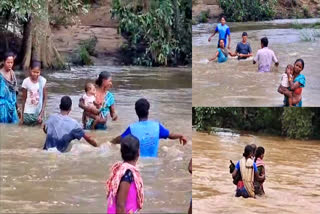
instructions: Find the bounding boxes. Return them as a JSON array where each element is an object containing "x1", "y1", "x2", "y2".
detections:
[{"x1": 106, "y1": 134, "x2": 144, "y2": 214}]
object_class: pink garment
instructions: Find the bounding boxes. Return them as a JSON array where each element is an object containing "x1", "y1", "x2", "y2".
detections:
[
  {"x1": 107, "y1": 182, "x2": 138, "y2": 214},
  {"x1": 255, "y1": 157, "x2": 265, "y2": 168},
  {"x1": 106, "y1": 162, "x2": 144, "y2": 214}
]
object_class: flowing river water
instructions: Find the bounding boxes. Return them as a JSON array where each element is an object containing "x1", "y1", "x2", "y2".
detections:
[
  {"x1": 192, "y1": 131, "x2": 320, "y2": 214},
  {"x1": 0, "y1": 66, "x2": 192, "y2": 213},
  {"x1": 193, "y1": 18, "x2": 320, "y2": 106}
]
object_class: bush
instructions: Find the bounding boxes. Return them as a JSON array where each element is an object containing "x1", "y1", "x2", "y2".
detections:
[
  {"x1": 197, "y1": 10, "x2": 210, "y2": 23},
  {"x1": 70, "y1": 36, "x2": 97, "y2": 65},
  {"x1": 219, "y1": 0, "x2": 276, "y2": 22}
]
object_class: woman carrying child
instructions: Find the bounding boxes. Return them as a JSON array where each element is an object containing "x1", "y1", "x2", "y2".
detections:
[
  {"x1": 106, "y1": 134, "x2": 144, "y2": 214},
  {"x1": 20, "y1": 60, "x2": 47, "y2": 125},
  {"x1": 79, "y1": 71, "x2": 117, "y2": 129}
]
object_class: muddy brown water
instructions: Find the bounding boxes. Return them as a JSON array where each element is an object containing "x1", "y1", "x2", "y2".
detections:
[
  {"x1": 192, "y1": 18, "x2": 320, "y2": 106},
  {"x1": 0, "y1": 66, "x2": 192, "y2": 213},
  {"x1": 192, "y1": 131, "x2": 320, "y2": 214}
]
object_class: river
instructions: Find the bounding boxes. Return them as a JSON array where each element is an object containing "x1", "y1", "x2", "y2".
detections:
[
  {"x1": 0, "y1": 66, "x2": 192, "y2": 213},
  {"x1": 192, "y1": 131, "x2": 320, "y2": 214},
  {"x1": 192, "y1": 18, "x2": 320, "y2": 106}
]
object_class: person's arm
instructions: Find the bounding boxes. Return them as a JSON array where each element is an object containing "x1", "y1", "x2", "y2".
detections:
[
  {"x1": 288, "y1": 78, "x2": 301, "y2": 90},
  {"x1": 79, "y1": 98, "x2": 99, "y2": 114},
  {"x1": 20, "y1": 88, "x2": 27, "y2": 125},
  {"x1": 272, "y1": 52, "x2": 279, "y2": 66},
  {"x1": 83, "y1": 133, "x2": 98, "y2": 147},
  {"x1": 116, "y1": 181, "x2": 131, "y2": 214},
  {"x1": 254, "y1": 171, "x2": 265, "y2": 182},
  {"x1": 188, "y1": 159, "x2": 192, "y2": 174},
  {"x1": 209, "y1": 51, "x2": 219, "y2": 62},
  {"x1": 208, "y1": 26, "x2": 218, "y2": 42},
  {"x1": 110, "y1": 104, "x2": 117, "y2": 121},
  {"x1": 253, "y1": 52, "x2": 258, "y2": 64},
  {"x1": 168, "y1": 133, "x2": 187, "y2": 145},
  {"x1": 43, "y1": 124, "x2": 47, "y2": 134},
  {"x1": 111, "y1": 127, "x2": 131, "y2": 144},
  {"x1": 232, "y1": 168, "x2": 238, "y2": 178},
  {"x1": 228, "y1": 34, "x2": 231, "y2": 50},
  {"x1": 38, "y1": 86, "x2": 47, "y2": 123}
]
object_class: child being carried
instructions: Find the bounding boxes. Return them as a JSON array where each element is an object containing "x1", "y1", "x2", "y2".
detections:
[
  {"x1": 82, "y1": 82, "x2": 105, "y2": 129},
  {"x1": 278, "y1": 64, "x2": 300, "y2": 107}
]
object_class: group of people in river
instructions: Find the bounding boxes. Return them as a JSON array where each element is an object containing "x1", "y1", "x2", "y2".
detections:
[
  {"x1": 230, "y1": 144, "x2": 266, "y2": 198},
  {"x1": 0, "y1": 52, "x2": 191, "y2": 213},
  {"x1": 207, "y1": 15, "x2": 306, "y2": 107}
]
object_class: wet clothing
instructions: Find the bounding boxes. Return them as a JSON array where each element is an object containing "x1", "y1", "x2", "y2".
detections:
[
  {"x1": 106, "y1": 162, "x2": 144, "y2": 214},
  {"x1": 215, "y1": 23, "x2": 230, "y2": 47},
  {"x1": 254, "y1": 157, "x2": 265, "y2": 195},
  {"x1": 43, "y1": 113, "x2": 85, "y2": 152},
  {"x1": 280, "y1": 73, "x2": 290, "y2": 88},
  {"x1": 283, "y1": 74, "x2": 305, "y2": 107},
  {"x1": 121, "y1": 120, "x2": 170, "y2": 157},
  {"x1": 23, "y1": 113, "x2": 39, "y2": 126},
  {"x1": 85, "y1": 91, "x2": 114, "y2": 130},
  {"x1": 217, "y1": 48, "x2": 228, "y2": 63},
  {"x1": 235, "y1": 158, "x2": 257, "y2": 198},
  {"x1": 235, "y1": 42, "x2": 252, "y2": 60},
  {"x1": 254, "y1": 47, "x2": 278, "y2": 72},
  {"x1": 0, "y1": 71, "x2": 18, "y2": 124}
]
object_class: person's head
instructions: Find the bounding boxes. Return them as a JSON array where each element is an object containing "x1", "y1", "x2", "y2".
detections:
[
  {"x1": 243, "y1": 145, "x2": 253, "y2": 158},
  {"x1": 220, "y1": 16, "x2": 226, "y2": 25},
  {"x1": 3, "y1": 52, "x2": 15, "y2": 71},
  {"x1": 251, "y1": 144, "x2": 257, "y2": 157},
  {"x1": 255, "y1": 146, "x2": 265, "y2": 162},
  {"x1": 293, "y1": 58, "x2": 304, "y2": 75},
  {"x1": 30, "y1": 60, "x2": 41, "y2": 81},
  {"x1": 218, "y1": 39, "x2": 225, "y2": 48},
  {"x1": 242, "y1": 32, "x2": 248, "y2": 43},
  {"x1": 286, "y1": 64, "x2": 294, "y2": 75},
  {"x1": 261, "y1": 37, "x2": 268, "y2": 48},
  {"x1": 135, "y1": 98, "x2": 150, "y2": 120},
  {"x1": 96, "y1": 71, "x2": 112, "y2": 89},
  {"x1": 85, "y1": 82, "x2": 96, "y2": 96},
  {"x1": 120, "y1": 134, "x2": 140, "y2": 162},
  {"x1": 59, "y1": 96, "x2": 72, "y2": 113}
]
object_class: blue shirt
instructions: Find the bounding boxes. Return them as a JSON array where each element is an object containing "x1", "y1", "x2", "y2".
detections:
[
  {"x1": 236, "y1": 42, "x2": 252, "y2": 59},
  {"x1": 217, "y1": 48, "x2": 228, "y2": 63},
  {"x1": 215, "y1": 23, "x2": 230, "y2": 46},
  {"x1": 235, "y1": 160, "x2": 258, "y2": 172},
  {"x1": 121, "y1": 120, "x2": 170, "y2": 157},
  {"x1": 43, "y1": 113, "x2": 85, "y2": 152}
]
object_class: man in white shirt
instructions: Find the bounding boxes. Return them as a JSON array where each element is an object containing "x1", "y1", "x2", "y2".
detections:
[{"x1": 253, "y1": 37, "x2": 279, "y2": 72}]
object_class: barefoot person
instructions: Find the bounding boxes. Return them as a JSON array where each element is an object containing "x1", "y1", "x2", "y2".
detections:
[
  {"x1": 0, "y1": 52, "x2": 19, "y2": 124},
  {"x1": 253, "y1": 37, "x2": 279, "y2": 72},
  {"x1": 43, "y1": 96, "x2": 97, "y2": 152},
  {"x1": 208, "y1": 16, "x2": 231, "y2": 50},
  {"x1": 79, "y1": 71, "x2": 117, "y2": 129},
  {"x1": 111, "y1": 98, "x2": 187, "y2": 157}
]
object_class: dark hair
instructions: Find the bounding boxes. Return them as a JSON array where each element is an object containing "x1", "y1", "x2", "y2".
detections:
[
  {"x1": 135, "y1": 98, "x2": 150, "y2": 119},
  {"x1": 31, "y1": 60, "x2": 41, "y2": 70},
  {"x1": 220, "y1": 15, "x2": 226, "y2": 21},
  {"x1": 295, "y1": 58, "x2": 304, "y2": 70},
  {"x1": 4, "y1": 52, "x2": 15, "y2": 61},
  {"x1": 261, "y1": 37, "x2": 268, "y2": 47},
  {"x1": 243, "y1": 145, "x2": 253, "y2": 158},
  {"x1": 251, "y1": 144, "x2": 257, "y2": 156},
  {"x1": 254, "y1": 147, "x2": 265, "y2": 162},
  {"x1": 59, "y1": 96, "x2": 72, "y2": 111},
  {"x1": 85, "y1": 82, "x2": 94, "y2": 92},
  {"x1": 120, "y1": 134, "x2": 140, "y2": 161},
  {"x1": 242, "y1": 32, "x2": 248, "y2": 37},
  {"x1": 218, "y1": 39, "x2": 225, "y2": 48},
  {"x1": 96, "y1": 71, "x2": 111, "y2": 87}
]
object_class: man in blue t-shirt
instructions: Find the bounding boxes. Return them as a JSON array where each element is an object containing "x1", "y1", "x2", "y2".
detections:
[
  {"x1": 43, "y1": 96, "x2": 97, "y2": 152},
  {"x1": 208, "y1": 16, "x2": 231, "y2": 49},
  {"x1": 111, "y1": 98, "x2": 187, "y2": 157},
  {"x1": 231, "y1": 32, "x2": 253, "y2": 60}
]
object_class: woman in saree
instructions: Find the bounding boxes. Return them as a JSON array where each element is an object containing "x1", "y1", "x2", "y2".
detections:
[
  {"x1": 79, "y1": 71, "x2": 117, "y2": 129},
  {"x1": 0, "y1": 52, "x2": 19, "y2": 124}
]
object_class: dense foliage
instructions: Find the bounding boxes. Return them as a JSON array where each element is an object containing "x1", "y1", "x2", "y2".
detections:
[
  {"x1": 193, "y1": 107, "x2": 320, "y2": 140},
  {"x1": 219, "y1": 0, "x2": 276, "y2": 22},
  {"x1": 111, "y1": 0, "x2": 192, "y2": 66}
]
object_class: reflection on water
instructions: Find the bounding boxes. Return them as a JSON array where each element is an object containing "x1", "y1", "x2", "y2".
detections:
[
  {"x1": 0, "y1": 66, "x2": 192, "y2": 213},
  {"x1": 192, "y1": 19, "x2": 320, "y2": 106},
  {"x1": 193, "y1": 131, "x2": 320, "y2": 214}
]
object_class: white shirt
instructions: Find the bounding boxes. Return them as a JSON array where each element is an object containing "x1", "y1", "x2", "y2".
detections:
[
  {"x1": 82, "y1": 93, "x2": 95, "y2": 107},
  {"x1": 254, "y1": 47, "x2": 278, "y2": 72},
  {"x1": 280, "y1": 73, "x2": 291, "y2": 88},
  {"x1": 22, "y1": 76, "x2": 46, "y2": 114}
]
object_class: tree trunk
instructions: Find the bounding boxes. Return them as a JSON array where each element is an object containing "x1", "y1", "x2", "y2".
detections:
[{"x1": 22, "y1": 0, "x2": 64, "y2": 70}]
